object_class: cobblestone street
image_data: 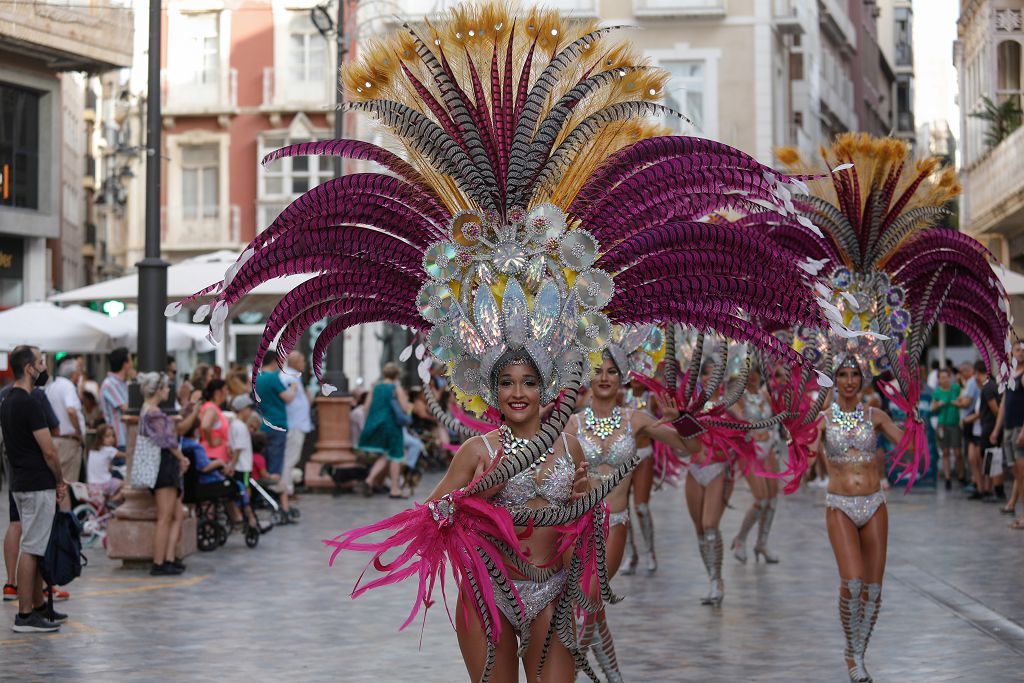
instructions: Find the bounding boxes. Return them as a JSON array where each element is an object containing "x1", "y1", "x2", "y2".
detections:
[{"x1": 3, "y1": 478, "x2": 1024, "y2": 682}]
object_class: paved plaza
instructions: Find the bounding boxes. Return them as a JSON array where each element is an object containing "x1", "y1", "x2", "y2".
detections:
[{"x1": 3, "y1": 478, "x2": 1024, "y2": 682}]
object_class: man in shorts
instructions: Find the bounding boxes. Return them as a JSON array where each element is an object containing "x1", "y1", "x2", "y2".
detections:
[{"x1": 1, "y1": 346, "x2": 67, "y2": 632}]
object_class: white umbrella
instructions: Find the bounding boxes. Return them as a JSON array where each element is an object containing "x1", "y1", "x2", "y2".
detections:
[
  {"x1": 995, "y1": 263, "x2": 1024, "y2": 296},
  {"x1": 0, "y1": 302, "x2": 119, "y2": 353},
  {"x1": 48, "y1": 250, "x2": 313, "y2": 312},
  {"x1": 62, "y1": 306, "x2": 214, "y2": 353}
]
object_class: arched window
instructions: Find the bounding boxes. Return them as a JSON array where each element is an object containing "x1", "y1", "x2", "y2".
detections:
[{"x1": 997, "y1": 39, "x2": 1023, "y2": 107}]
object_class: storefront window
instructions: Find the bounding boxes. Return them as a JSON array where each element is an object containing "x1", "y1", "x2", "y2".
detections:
[{"x1": 0, "y1": 83, "x2": 41, "y2": 210}]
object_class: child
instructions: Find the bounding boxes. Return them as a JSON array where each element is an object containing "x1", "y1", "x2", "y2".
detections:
[
  {"x1": 182, "y1": 424, "x2": 268, "y2": 533},
  {"x1": 87, "y1": 425, "x2": 125, "y2": 503}
]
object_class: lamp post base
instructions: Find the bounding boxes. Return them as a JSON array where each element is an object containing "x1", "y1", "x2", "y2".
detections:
[{"x1": 304, "y1": 394, "x2": 356, "y2": 489}]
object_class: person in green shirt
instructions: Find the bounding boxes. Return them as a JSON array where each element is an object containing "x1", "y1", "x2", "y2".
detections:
[{"x1": 931, "y1": 367, "x2": 962, "y2": 490}]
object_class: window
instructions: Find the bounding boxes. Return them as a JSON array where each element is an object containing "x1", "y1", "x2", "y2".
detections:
[
  {"x1": 288, "y1": 11, "x2": 326, "y2": 83},
  {"x1": 181, "y1": 145, "x2": 219, "y2": 220},
  {"x1": 662, "y1": 61, "x2": 705, "y2": 135},
  {"x1": 0, "y1": 83, "x2": 41, "y2": 210},
  {"x1": 257, "y1": 131, "x2": 332, "y2": 232},
  {"x1": 997, "y1": 40, "x2": 1023, "y2": 107},
  {"x1": 184, "y1": 12, "x2": 220, "y2": 87}
]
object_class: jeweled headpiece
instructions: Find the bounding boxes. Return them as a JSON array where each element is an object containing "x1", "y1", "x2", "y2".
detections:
[{"x1": 604, "y1": 324, "x2": 663, "y2": 379}]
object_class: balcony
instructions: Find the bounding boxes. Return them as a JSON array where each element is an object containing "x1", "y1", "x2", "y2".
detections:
[
  {"x1": 819, "y1": 0, "x2": 856, "y2": 53},
  {"x1": 962, "y1": 124, "x2": 1024, "y2": 241},
  {"x1": 161, "y1": 204, "x2": 241, "y2": 252},
  {"x1": 896, "y1": 111, "x2": 914, "y2": 135},
  {"x1": 633, "y1": 0, "x2": 726, "y2": 19},
  {"x1": 0, "y1": 0, "x2": 133, "y2": 71},
  {"x1": 161, "y1": 68, "x2": 238, "y2": 116},
  {"x1": 895, "y1": 42, "x2": 913, "y2": 68},
  {"x1": 774, "y1": 0, "x2": 807, "y2": 35},
  {"x1": 261, "y1": 67, "x2": 334, "y2": 112}
]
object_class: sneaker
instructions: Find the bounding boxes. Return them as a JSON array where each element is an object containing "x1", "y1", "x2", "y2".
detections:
[
  {"x1": 967, "y1": 491, "x2": 983, "y2": 500},
  {"x1": 287, "y1": 507, "x2": 301, "y2": 520},
  {"x1": 44, "y1": 587, "x2": 69, "y2": 602},
  {"x1": 150, "y1": 562, "x2": 184, "y2": 576},
  {"x1": 2, "y1": 584, "x2": 16, "y2": 602},
  {"x1": 33, "y1": 604, "x2": 68, "y2": 622},
  {"x1": 12, "y1": 611, "x2": 60, "y2": 633},
  {"x1": 945, "y1": 479, "x2": 952, "y2": 491}
]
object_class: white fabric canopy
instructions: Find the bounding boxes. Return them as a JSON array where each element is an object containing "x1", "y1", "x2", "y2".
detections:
[
  {"x1": 995, "y1": 263, "x2": 1024, "y2": 296},
  {"x1": 0, "y1": 302, "x2": 120, "y2": 353},
  {"x1": 62, "y1": 306, "x2": 214, "y2": 353},
  {"x1": 48, "y1": 250, "x2": 313, "y2": 313}
]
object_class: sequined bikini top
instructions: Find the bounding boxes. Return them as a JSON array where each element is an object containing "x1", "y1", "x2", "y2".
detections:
[
  {"x1": 743, "y1": 390, "x2": 772, "y2": 422},
  {"x1": 824, "y1": 403, "x2": 877, "y2": 465},
  {"x1": 483, "y1": 432, "x2": 575, "y2": 511},
  {"x1": 577, "y1": 409, "x2": 636, "y2": 481}
]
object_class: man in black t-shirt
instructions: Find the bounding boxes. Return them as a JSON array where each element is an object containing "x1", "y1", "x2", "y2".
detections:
[
  {"x1": 1, "y1": 346, "x2": 66, "y2": 632},
  {"x1": 967, "y1": 361, "x2": 1001, "y2": 501}
]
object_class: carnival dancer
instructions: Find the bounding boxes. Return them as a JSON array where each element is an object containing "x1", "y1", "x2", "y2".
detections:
[
  {"x1": 732, "y1": 362, "x2": 783, "y2": 564},
  {"x1": 766, "y1": 134, "x2": 1012, "y2": 682},
  {"x1": 174, "y1": 4, "x2": 844, "y2": 680},
  {"x1": 567, "y1": 328, "x2": 701, "y2": 681}
]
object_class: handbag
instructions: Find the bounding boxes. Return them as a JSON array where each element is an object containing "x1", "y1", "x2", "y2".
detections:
[
  {"x1": 130, "y1": 433, "x2": 162, "y2": 489},
  {"x1": 983, "y1": 446, "x2": 1004, "y2": 478}
]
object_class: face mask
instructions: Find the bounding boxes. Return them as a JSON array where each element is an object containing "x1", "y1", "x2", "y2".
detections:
[{"x1": 34, "y1": 369, "x2": 49, "y2": 387}]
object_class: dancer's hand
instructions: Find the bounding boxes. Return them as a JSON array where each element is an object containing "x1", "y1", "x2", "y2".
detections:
[{"x1": 571, "y1": 461, "x2": 590, "y2": 501}]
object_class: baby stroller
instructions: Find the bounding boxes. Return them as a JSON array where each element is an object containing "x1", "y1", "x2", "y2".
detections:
[
  {"x1": 248, "y1": 476, "x2": 289, "y2": 525},
  {"x1": 182, "y1": 448, "x2": 266, "y2": 551}
]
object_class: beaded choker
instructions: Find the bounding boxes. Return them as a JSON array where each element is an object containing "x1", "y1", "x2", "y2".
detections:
[
  {"x1": 583, "y1": 405, "x2": 622, "y2": 439},
  {"x1": 831, "y1": 402, "x2": 866, "y2": 432},
  {"x1": 499, "y1": 423, "x2": 553, "y2": 472}
]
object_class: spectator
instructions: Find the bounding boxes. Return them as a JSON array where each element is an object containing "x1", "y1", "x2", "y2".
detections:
[
  {"x1": 280, "y1": 351, "x2": 312, "y2": 501},
  {"x1": 181, "y1": 420, "x2": 266, "y2": 533},
  {"x1": 101, "y1": 347, "x2": 134, "y2": 451},
  {"x1": 996, "y1": 343, "x2": 1024, "y2": 521},
  {"x1": 926, "y1": 359, "x2": 940, "y2": 390},
  {"x1": 360, "y1": 362, "x2": 412, "y2": 499},
  {"x1": 86, "y1": 424, "x2": 125, "y2": 503},
  {"x1": 254, "y1": 354, "x2": 297, "y2": 520},
  {"x1": 226, "y1": 367, "x2": 250, "y2": 402},
  {"x1": 46, "y1": 357, "x2": 86, "y2": 508},
  {"x1": 187, "y1": 364, "x2": 212, "y2": 404},
  {"x1": 198, "y1": 379, "x2": 230, "y2": 463},
  {"x1": 2, "y1": 346, "x2": 66, "y2": 632},
  {"x1": 965, "y1": 361, "x2": 999, "y2": 501},
  {"x1": 227, "y1": 395, "x2": 257, "y2": 502},
  {"x1": 931, "y1": 368, "x2": 962, "y2": 491},
  {"x1": 2, "y1": 347, "x2": 63, "y2": 605},
  {"x1": 166, "y1": 356, "x2": 178, "y2": 387},
  {"x1": 349, "y1": 388, "x2": 367, "y2": 446},
  {"x1": 957, "y1": 362, "x2": 979, "y2": 488},
  {"x1": 80, "y1": 391, "x2": 104, "y2": 430},
  {"x1": 137, "y1": 372, "x2": 189, "y2": 576}
]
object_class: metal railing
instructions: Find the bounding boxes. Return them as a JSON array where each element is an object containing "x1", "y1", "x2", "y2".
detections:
[{"x1": 161, "y1": 67, "x2": 238, "y2": 114}]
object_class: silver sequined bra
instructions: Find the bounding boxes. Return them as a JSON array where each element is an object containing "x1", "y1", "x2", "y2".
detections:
[
  {"x1": 483, "y1": 434, "x2": 575, "y2": 511},
  {"x1": 578, "y1": 409, "x2": 636, "y2": 482},
  {"x1": 824, "y1": 403, "x2": 877, "y2": 465}
]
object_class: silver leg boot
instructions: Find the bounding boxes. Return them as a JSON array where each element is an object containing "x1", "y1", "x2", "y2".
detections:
[
  {"x1": 702, "y1": 528, "x2": 724, "y2": 606},
  {"x1": 753, "y1": 497, "x2": 780, "y2": 564},
  {"x1": 697, "y1": 533, "x2": 711, "y2": 604},
  {"x1": 731, "y1": 501, "x2": 761, "y2": 564},
  {"x1": 635, "y1": 502, "x2": 656, "y2": 573},
  {"x1": 591, "y1": 613, "x2": 625, "y2": 683},
  {"x1": 840, "y1": 578, "x2": 869, "y2": 682},
  {"x1": 621, "y1": 514, "x2": 639, "y2": 575},
  {"x1": 854, "y1": 583, "x2": 882, "y2": 683}
]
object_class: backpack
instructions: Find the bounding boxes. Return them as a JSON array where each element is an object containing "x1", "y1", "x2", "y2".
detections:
[{"x1": 40, "y1": 510, "x2": 86, "y2": 589}]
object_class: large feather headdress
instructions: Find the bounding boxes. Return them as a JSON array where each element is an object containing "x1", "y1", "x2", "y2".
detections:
[{"x1": 171, "y1": 1, "x2": 839, "y2": 410}]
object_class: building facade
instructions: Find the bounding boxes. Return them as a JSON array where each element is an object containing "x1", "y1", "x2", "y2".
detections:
[
  {"x1": 957, "y1": 0, "x2": 1024, "y2": 270},
  {"x1": 877, "y1": 0, "x2": 915, "y2": 142},
  {"x1": 0, "y1": 0, "x2": 133, "y2": 306}
]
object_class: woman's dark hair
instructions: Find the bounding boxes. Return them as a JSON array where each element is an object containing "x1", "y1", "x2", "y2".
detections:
[
  {"x1": 190, "y1": 364, "x2": 211, "y2": 391},
  {"x1": 202, "y1": 379, "x2": 227, "y2": 402}
]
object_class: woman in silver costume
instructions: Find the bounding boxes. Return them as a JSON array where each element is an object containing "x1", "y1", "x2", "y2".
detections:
[
  {"x1": 427, "y1": 356, "x2": 592, "y2": 683},
  {"x1": 814, "y1": 356, "x2": 904, "y2": 683},
  {"x1": 567, "y1": 347, "x2": 700, "y2": 681},
  {"x1": 732, "y1": 365, "x2": 782, "y2": 564}
]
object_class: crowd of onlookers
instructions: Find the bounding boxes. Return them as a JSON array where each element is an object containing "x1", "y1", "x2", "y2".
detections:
[{"x1": 0, "y1": 344, "x2": 318, "y2": 633}]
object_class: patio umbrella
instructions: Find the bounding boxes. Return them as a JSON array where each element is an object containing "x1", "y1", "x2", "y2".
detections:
[
  {"x1": 0, "y1": 302, "x2": 120, "y2": 353},
  {"x1": 61, "y1": 306, "x2": 215, "y2": 353},
  {"x1": 48, "y1": 250, "x2": 313, "y2": 313}
]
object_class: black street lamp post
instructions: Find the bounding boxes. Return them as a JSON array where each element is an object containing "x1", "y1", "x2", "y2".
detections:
[{"x1": 137, "y1": 0, "x2": 168, "y2": 375}]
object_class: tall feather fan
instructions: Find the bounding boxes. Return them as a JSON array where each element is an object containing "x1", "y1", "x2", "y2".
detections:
[
  {"x1": 765, "y1": 133, "x2": 1013, "y2": 489},
  {"x1": 169, "y1": 1, "x2": 838, "y2": 405}
]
